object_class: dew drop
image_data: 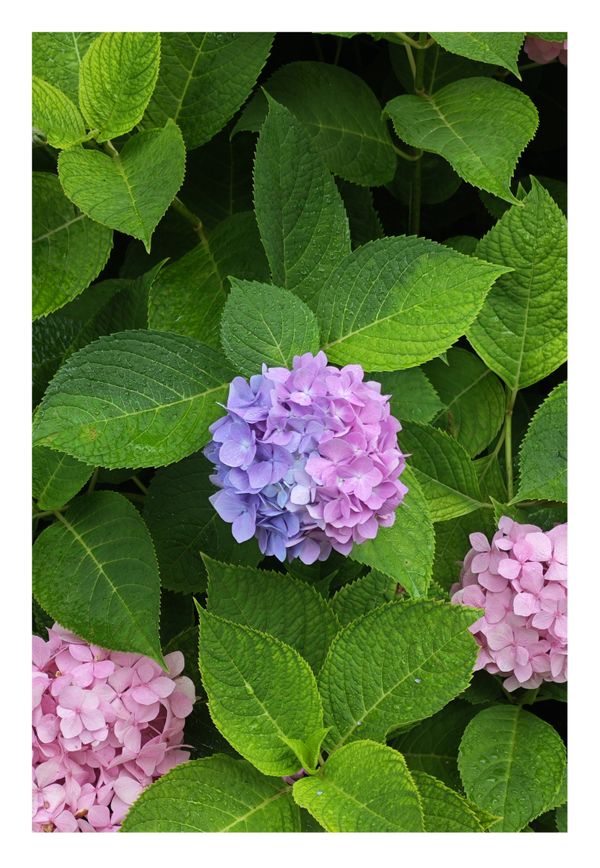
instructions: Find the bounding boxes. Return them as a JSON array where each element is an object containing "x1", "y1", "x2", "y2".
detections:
[
  {"x1": 356, "y1": 721, "x2": 363, "y2": 727},
  {"x1": 316, "y1": 790, "x2": 324, "y2": 796},
  {"x1": 414, "y1": 678, "x2": 422, "y2": 684}
]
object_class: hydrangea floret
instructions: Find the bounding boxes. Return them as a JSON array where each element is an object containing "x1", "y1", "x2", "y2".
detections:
[
  {"x1": 524, "y1": 36, "x2": 568, "y2": 65},
  {"x1": 451, "y1": 517, "x2": 567, "y2": 692},
  {"x1": 204, "y1": 351, "x2": 407, "y2": 564},
  {"x1": 32, "y1": 624, "x2": 195, "y2": 832}
]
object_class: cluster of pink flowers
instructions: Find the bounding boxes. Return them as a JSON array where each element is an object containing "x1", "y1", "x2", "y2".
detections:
[
  {"x1": 33, "y1": 624, "x2": 195, "y2": 832},
  {"x1": 451, "y1": 517, "x2": 567, "y2": 692},
  {"x1": 524, "y1": 36, "x2": 568, "y2": 66}
]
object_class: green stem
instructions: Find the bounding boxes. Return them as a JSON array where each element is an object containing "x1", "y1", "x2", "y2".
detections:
[
  {"x1": 403, "y1": 44, "x2": 416, "y2": 79},
  {"x1": 409, "y1": 156, "x2": 422, "y2": 235},
  {"x1": 103, "y1": 140, "x2": 120, "y2": 158},
  {"x1": 32, "y1": 510, "x2": 58, "y2": 521},
  {"x1": 395, "y1": 32, "x2": 434, "y2": 50},
  {"x1": 519, "y1": 60, "x2": 544, "y2": 72},
  {"x1": 86, "y1": 467, "x2": 100, "y2": 494},
  {"x1": 333, "y1": 37, "x2": 342, "y2": 65},
  {"x1": 414, "y1": 33, "x2": 428, "y2": 94},
  {"x1": 171, "y1": 196, "x2": 209, "y2": 248},
  {"x1": 131, "y1": 475, "x2": 149, "y2": 496},
  {"x1": 392, "y1": 142, "x2": 422, "y2": 162},
  {"x1": 504, "y1": 388, "x2": 518, "y2": 501}
]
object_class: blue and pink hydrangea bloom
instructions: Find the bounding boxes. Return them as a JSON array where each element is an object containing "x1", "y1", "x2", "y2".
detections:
[{"x1": 204, "y1": 351, "x2": 407, "y2": 564}]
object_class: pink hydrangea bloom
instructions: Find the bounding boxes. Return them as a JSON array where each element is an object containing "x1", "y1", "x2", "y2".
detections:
[
  {"x1": 32, "y1": 624, "x2": 195, "y2": 832},
  {"x1": 451, "y1": 518, "x2": 567, "y2": 692},
  {"x1": 524, "y1": 36, "x2": 567, "y2": 66}
]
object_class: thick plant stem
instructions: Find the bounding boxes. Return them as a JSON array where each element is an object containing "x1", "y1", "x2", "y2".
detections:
[
  {"x1": 392, "y1": 142, "x2": 422, "y2": 162},
  {"x1": 86, "y1": 467, "x2": 100, "y2": 494},
  {"x1": 171, "y1": 196, "x2": 209, "y2": 248},
  {"x1": 409, "y1": 158, "x2": 422, "y2": 235},
  {"x1": 414, "y1": 33, "x2": 428, "y2": 94},
  {"x1": 504, "y1": 388, "x2": 518, "y2": 501}
]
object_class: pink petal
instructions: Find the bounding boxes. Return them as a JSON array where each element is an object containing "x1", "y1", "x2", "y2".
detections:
[
  {"x1": 498, "y1": 558, "x2": 521, "y2": 580},
  {"x1": 469, "y1": 532, "x2": 490, "y2": 553},
  {"x1": 113, "y1": 775, "x2": 143, "y2": 805},
  {"x1": 130, "y1": 685, "x2": 160, "y2": 705},
  {"x1": 149, "y1": 677, "x2": 176, "y2": 699}
]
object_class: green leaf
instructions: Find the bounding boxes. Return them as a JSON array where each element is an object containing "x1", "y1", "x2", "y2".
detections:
[
  {"x1": 387, "y1": 153, "x2": 461, "y2": 207},
  {"x1": 294, "y1": 740, "x2": 423, "y2": 831},
  {"x1": 374, "y1": 368, "x2": 444, "y2": 424},
  {"x1": 530, "y1": 32, "x2": 568, "y2": 42},
  {"x1": 163, "y1": 626, "x2": 202, "y2": 694},
  {"x1": 221, "y1": 279, "x2": 321, "y2": 376},
  {"x1": 79, "y1": 32, "x2": 161, "y2": 142},
  {"x1": 144, "y1": 454, "x2": 261, "y2": 594},
  {"x1": 385, "y1": 78, "x2": 538, "y2": 203},
  {"x1": 236, "y1": 62, "x2": 396, "y2": 186},
  {"x1": 121, "y1": 755, "x2": 300, "y2": 832},
  {"x1": 461, "y1": 671, "x2": 506, "y2": 706},
  {"x1": 32, "y1": 33, "x2": 97, "y2": 104},
  {"x1": 412, "y1": 771, "x2": 485, "y2": 831},
  {"x1": 204, "y1": 556, "x2": 340, "y2": 673},
  {"x1": 33, "y1": 266, "x2": 159, "y2": 406},
  {"x1": 467, "y1": 179, "x2": 567, "y2": 390},
  {"x1": 445, "y1": 235, "x2": 478, "y2": 255},
  {"x1": 432, "y1": 508, "x2": 495, "y2": 591},
  {"x1": 390, "y1": 700, "x2": 480, "y2": 790},
  {"x1": 32, "y1": 173, "x2": 113, "y2": 320},
  {"x1": 32, "y1": 447, "x2": 92, "y2": 510},
  {"x1": 317, "y1": 236, "x2": 507, "y2": 370},
  {"x1": 555, "y1": 803, "x2": 567, "y2": 832},
  {"x1": 148, "y1": 212, "x2": 268, "y2": 347},
  {"x1": 32, "y1": 77, "x2": 86, "y2": 149},
  {"x1": 350, "y1": 467, "x2": 434, "y2": 597},
  {"x1": 319, "y1": 600, "x2": 480, "y2": 752},
  {"x1": 253, "y1": 96, "x2": 351, "y2": 310},
  {"x1": 431, "y1": 33, "x2": 525, "y2": 78},
  {"x1": 425, "y1": 347, "x2": 505, "y2": 457},
  {"x1": 58, "y1": 120, "x2": 186, "y2": 252},
  {"x1": 197, "y1": 607, "x2": 325, "y2": 776},
  {"x1": 458, "y1": 704, "x2": 567, "y2": 832},
  {"x1": 515, "y1": 381, "x2": 567, "y2": 503},
  {"x1": 32, "y1": 491, "x2": 163, "y2": 663},
  {"x1": 336, "y1": 180, "x2": 383, "y2": 248},
  {"x1": 330, "y1": 570, "x2": 398, "y2": 627},
  {"x1": 32, "y1": 330, "x2": 234, "y2": 469},
  {"x1": 143, "y1": 33, "x2": 274, "y2": 150},
  {"x1": 400, "y1": 422, "x2": 484, "y2": 522}
]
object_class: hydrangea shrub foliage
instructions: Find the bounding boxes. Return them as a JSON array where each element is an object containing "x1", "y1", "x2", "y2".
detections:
[{"x1": 32, "y1": 31, "x2": 567, "y2": 833}]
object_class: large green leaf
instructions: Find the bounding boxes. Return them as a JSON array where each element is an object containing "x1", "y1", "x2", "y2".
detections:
[
  {"x1": 319, "y1": 600, "x2": 480, "y2": 752},
  {"x1": 515, "y1": 381, "x2": 567, "y2": 503},
  {"x1": 468, "y1": 179, "x2": 567, "y2": 391},
  {"x1": 425, "y1": 347, "x2": 506, "y2": 457},
  {"x1": 143, "y1": 32, "x2": 274, "y2": 149},
  {"x1": 385, "y1": 78, "x2": 538, "y2": 203},
  {"x1": 221, "y1": 279, "x2": 321, "y2": 377},
  {"x1": 79, "y1": 32, "x2": 161, "y2": 141},
  {"x1": 32, "y1": 446, "x2": 92, "y2": 510},
  {"x1": 431, "y1": 33, "x2": 525, "y2": 78},
  {"x1": 32, "y1": 33, "x2": 97, "y2": 103},
  {"x1": 350, "y1": 467, "x2": 435, "y2": 597},
  {"x1": 235, "y1": 62, "x2": 396, "y2": 186},
  {"x1": 58, "y1": 120, "x2": 185, "y2": 252},
  {"x1": 253, "y1": 96, "x2": 351, "y2": 310},
  {"x1": 33, "y1": 266, "x2": 159, "y2": 406},
  {"x1": 412, "y1": 771, "x2": 486, "y2": 831},
  {"x1": 148, "y1": 212, "x2": 268, "y2": 347},
  {"x1": 390, "y1": 700, "x2": 480, "y2": 790},
  {"x1": 32, "y1": 330, "x2": 234, "y2": 469},
  {"x1": 399, "y1": 422, "x2": 485, "y2": 522},
  {"x1": 204, "y1": 556, "x2": 340, "y2": 673},
  {"x1": 198, "y1": 608, "x2": 326, "y2": 776},
  {"x1": 458, "y1": 705, "x2": 567, "y2": 832},
  {"x1": 432, "y1": 508, "x2": 495, "y2": 591},
  {"x1": 32, "y1": 173, "x2": 112, "y2": 320},
  {"x1": 330, "y1": 570, "x2": 398, "y2": 627},
  {"x1": 32, "y1": 76, "x2": 86, "y2": 149},
  {"x1": 317, "y1": 236, "x2": 507, "y2": 370},
  {"x1": 374, "y1": 368, "x2": 443, "y2": 424},
  {"x1": 144, "y1": 454, "x2": 261, "y2": 594},
  {"x1": 293, "y1": 741, "x2": 424, "y2": 832},
  {"x1": 121, "y1": 755, "x2": 300, "y2": 832},
  {"x1": 32, "y1": 491, "x2": 163, "y2": 663}
]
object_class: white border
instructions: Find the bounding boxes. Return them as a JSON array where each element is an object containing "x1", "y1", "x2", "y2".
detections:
[{"x1": 3, "y1": 2, "x2": 595, "y2": 863}]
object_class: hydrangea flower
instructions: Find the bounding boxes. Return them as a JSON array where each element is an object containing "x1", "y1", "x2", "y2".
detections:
[
  {"x1": 451, "y1": 517, "x2": 567, "y2": 692},
  {"x1": 524, "y1": 36, "x2": 568, "y2": 65},
  {"x1": 204, "y1": 352, "x2": 407, "y2": 564},
  {"x1": 32, "y1": 624, "x2": 195, "y2": 832}
]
